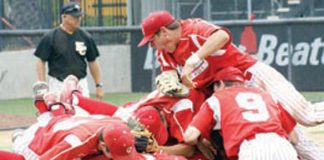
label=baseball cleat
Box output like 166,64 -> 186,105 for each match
32,81 -> 49,97
59,75 -> 80,104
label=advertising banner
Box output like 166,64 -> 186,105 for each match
131,21 -> 324,92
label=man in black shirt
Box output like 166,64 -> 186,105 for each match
34,2 -> 104,100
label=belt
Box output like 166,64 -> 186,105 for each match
56,77 -> 65,82
54,75 -> 84,82
245,132 -> 284,141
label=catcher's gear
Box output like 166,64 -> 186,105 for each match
155,70 -> 189,97
127,118 -> 160,153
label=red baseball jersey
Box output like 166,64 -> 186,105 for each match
73,89 -> 205,143
190,86 -> 288,158
156,18 -> 257,89
136,90 -> 206,142
27,115 -> 123,160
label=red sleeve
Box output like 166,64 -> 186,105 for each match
190,103 -> 215,138
194,19 -> 232,48
278,102 -> 296,133
156,50 -> 177,71
169,108 -> 194,142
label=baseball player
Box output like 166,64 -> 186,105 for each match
34,2 -> 104,99
184,67 -> 298,159
12,105 -> 187,160
138,10 -> 324,159
58,75 -> 219,160
138,10 -> 324,126
12,114 -> 145,160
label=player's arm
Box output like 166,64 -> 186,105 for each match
88,60 -> 104,100
185,29 -> 230,68
182,29 -> 230,88
169,99 -> 194,142
159,143 -> 195,157
195,30 -> 230,59
184,102 -> 215,145
36,58 -> 46,81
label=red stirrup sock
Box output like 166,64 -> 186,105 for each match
73,92 -> 118,115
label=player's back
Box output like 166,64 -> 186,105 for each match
211,85 -> 287,157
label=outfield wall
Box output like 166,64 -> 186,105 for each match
0,45 -> 131,100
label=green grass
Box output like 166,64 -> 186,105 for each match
1,92 -> 324,116
0,92 -> 148,116
300,92 -> 324,102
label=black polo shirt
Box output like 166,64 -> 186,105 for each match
34,27 -> 99,80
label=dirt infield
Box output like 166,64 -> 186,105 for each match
0,114 -> 36,151
0,114 -> 36,129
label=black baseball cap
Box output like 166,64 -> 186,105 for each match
60,2 -> 82,17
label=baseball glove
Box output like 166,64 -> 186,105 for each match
127,118 -> 159,153
155,71 -> 189,97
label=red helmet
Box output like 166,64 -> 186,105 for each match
214,67 -> 245,83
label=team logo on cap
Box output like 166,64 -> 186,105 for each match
126,146 -> 133,154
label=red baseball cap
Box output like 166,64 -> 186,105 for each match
102,121 -> 145,160
214,67 -> 245,83
138,10 -> 175,47
134,106 -> 169,145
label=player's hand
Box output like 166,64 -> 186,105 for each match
96,87 -> 104,100
196,138 -> 217,160
181,63 -> 197,88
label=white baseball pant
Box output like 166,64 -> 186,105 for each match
48,76 -> 90,97
293,126 -> 324,160
239,133 -> 298,160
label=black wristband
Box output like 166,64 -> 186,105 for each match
96,83 -> 103,88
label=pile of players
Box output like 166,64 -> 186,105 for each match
2,10 -> 324,160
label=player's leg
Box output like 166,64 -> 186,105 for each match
238,133 -> 298,160
32,81 -> 49,114
246,62 -> 323,126
78,77 -> 90,97
59,75 -> 117,115
293,126 -> 324,160
72,91 -> 118,115
48,76 -> 64,94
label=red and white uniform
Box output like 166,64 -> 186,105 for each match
72,90 -> 209,160
157,18 -> 324,126
190,85 -> 298,159
157,18 -> 256,90
13,114 -> 121,160
73,89 -> 205,143
134,89 -> 206,143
